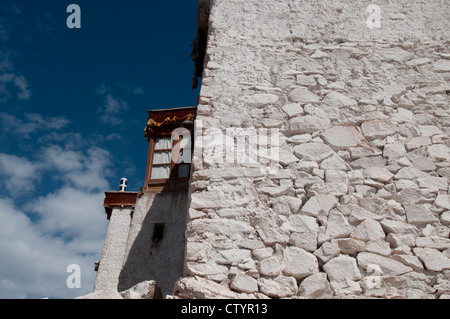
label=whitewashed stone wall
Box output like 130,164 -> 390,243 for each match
118,192 -> 189,296
176,0 -> 450,299
94,207 -> 133,291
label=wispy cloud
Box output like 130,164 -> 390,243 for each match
0,72 -> 32,102
0,48 -> 31,103
0,4 -> 31,104
95,82 -> 143,125
13,74 -> 31,100
0,112 -> 70,138
0,49 -> 13,72
115,81 -> 144,95
95,82 -> 143,96
98,93 -> 129,125
0,4 -> 21,42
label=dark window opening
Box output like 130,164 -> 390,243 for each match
152,223 -> 165,243
177,164 -> 191,178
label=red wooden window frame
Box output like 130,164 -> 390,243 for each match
144,127 -> 192,190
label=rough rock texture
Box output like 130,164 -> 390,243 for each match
76,289 -> 124,299
119,280 -> 162,299
76,281 -> 163,299
172,0 -> 450,299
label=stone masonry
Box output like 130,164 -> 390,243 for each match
172,0 -> 450,299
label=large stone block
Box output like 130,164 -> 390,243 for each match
427,144 -> 449,161
257,256 -> 281,277
321,126 -> 366,151
285,116 -> 331,136
243,93 -> 279,107
351,219 -> 386,242
364,167 -> 394,183
413,248 -> 450,272
298,273 -> 333,299
294,142 -> 335,162
190,189 -> 251,209
258,276 -> 298,298
361,120 -> 397,140
322,91 -> 357,107
289,87 -> 320,104
230,272 -> 259,293
281,247 -> 319,279
403,204 -> 439,228
300,194 -> 338,217
272,196 -> 303,216
357,252 -> 413,276
120,281 -> 162,299
281,214 -> 319,233
323,255 -> 361,282
173,277 -> 239,299
325,210 -> 352,238
257,228 -> 290,245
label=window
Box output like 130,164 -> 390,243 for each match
143,107 -> 196,191
148,133 -> 191,182
152,223 -> 165,243
150,137 -> 173,180
177,164 -> 191,178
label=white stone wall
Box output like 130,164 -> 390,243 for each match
118,192 -> 189,297
177,0 -> 450,298
94,207 -> 132,291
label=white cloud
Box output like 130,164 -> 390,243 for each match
28,188 -> 108,253
0,147 -> 111,298
40,145 -> 84,173
0,153 -> 39,194
0,198 -> 107,298
39,145 -> 112,192
0,133 -> 114,298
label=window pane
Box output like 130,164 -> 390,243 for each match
178,164 -> 190,178
153,151 -> 172,164
151,165 -> 171,179
155,138 -> 172,150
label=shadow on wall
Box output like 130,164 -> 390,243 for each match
117,190 -> 189,297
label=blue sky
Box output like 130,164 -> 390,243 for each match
0,1 -> 200,298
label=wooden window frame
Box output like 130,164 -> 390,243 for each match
144,125 -> 193,191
